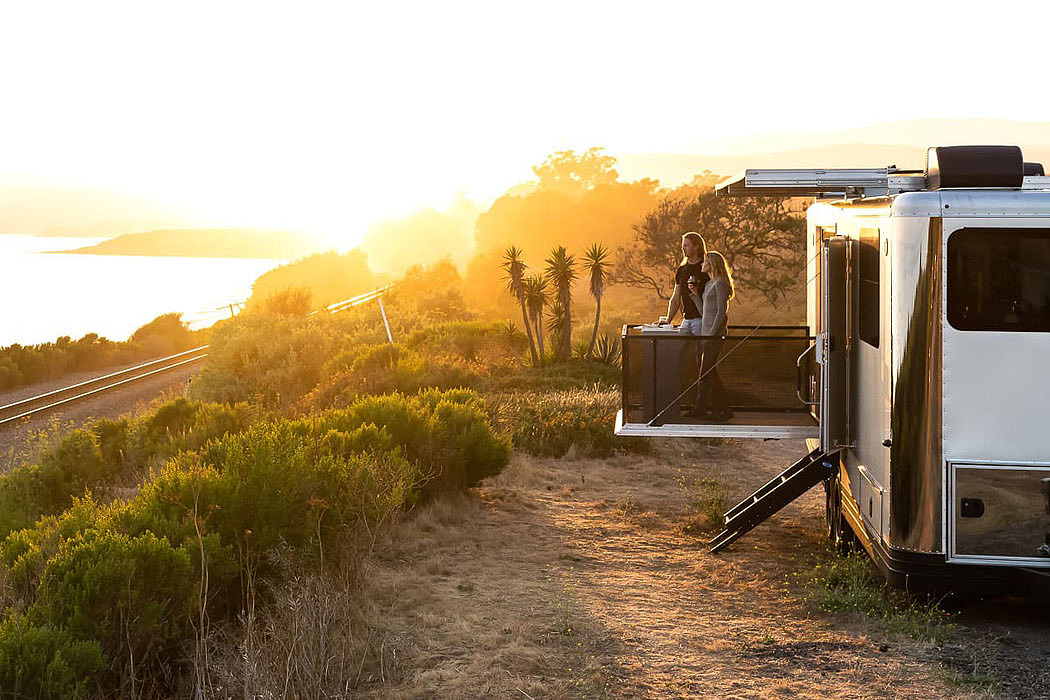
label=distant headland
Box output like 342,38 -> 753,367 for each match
53,228 -> 325,259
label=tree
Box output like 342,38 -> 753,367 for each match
616,190 -> 806,305
532,147 -> 619,198
544,246 -> 578,362
582,243 -> 611,358
501,246 -> 540,365
522,275 -> 550,359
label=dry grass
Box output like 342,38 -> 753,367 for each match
325,439 -> 990,699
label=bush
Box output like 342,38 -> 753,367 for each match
481,359 -> 620,393
304,343 -> 479,410
320,391 -> 510,494
0,617 -> 105,699
490,388 -> 646,458
189,311 -> 366,408
0,399 -> 253,541
30,531 -> 196,683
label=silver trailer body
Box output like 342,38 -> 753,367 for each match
617,146 -> 1050,592
814,190 -> 1050,588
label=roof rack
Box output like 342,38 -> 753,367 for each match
715,168 -> 926,198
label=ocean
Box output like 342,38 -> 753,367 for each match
0,234 -> 281,347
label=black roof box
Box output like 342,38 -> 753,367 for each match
1025,162 -> 1045,177
926,145 -> 1023,189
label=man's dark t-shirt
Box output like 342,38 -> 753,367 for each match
675,263 -> 708,319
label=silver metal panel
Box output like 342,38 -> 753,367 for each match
942,218 -> 1050,464
889,217 -> 943,553
718,169 -> 925,198
949,463 -> 1050,566
615,410 -> 818,440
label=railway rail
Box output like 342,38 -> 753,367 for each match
0,346 -> 210,428
0,283 -> 396,429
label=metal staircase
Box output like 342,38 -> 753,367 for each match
708,448 -> 838,553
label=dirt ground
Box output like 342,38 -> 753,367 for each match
356,438 -> 1050,700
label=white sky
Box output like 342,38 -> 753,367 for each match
1,0 -> 1047,247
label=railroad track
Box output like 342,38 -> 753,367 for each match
0,283 -> 397,429
0,346 -> 209,428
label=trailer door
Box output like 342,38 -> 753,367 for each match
820,236 -> 850,451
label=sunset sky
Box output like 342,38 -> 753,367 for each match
2,1 -> 1046,246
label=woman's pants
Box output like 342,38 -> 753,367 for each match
696,338 -> 730,415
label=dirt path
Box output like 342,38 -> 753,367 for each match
357,439 -> 1023,699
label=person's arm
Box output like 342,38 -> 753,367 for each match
665,283 -> 682,322
709,279 -> 729,334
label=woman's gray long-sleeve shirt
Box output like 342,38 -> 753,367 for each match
699,277 -> 730,336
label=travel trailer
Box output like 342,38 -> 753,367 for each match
616,146 -> 1050,594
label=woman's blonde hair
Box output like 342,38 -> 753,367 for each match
705,251 -> 735,299
680,232 -> 707,265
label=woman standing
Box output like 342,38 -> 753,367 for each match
688,251 -> 735,421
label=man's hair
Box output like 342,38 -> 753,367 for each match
680,231 -> 707,264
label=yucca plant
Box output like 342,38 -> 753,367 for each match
501,247 -> 539,366
582,243 -> 611,358
522,274 -> 550,360
544,246 -> 578,362
592,333 -> 621,366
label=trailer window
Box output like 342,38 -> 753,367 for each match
947,228 -> 1050,332
857,228 -> 880,347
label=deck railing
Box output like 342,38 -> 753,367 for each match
621,324 -> 818,426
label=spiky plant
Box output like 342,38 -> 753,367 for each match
544,246 -> 577,362
522,274 -> 550,359
592,333 -> 621,366
501,246 -> 539,366
582,243 -> 611,358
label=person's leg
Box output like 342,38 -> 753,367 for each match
704,339 -> 733,420
692,338 -> 718,416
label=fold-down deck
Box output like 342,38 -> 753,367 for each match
615,324 -> 819,440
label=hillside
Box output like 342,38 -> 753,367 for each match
56,227 -> 325,259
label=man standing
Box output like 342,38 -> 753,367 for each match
661,231 -> 708,334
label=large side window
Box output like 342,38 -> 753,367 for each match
857,228 -> 880,347
947,228 -> 1050,332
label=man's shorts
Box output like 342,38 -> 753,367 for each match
677,318 -> 702,335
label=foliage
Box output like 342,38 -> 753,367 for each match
0,314 -> 199,391
616,189 -> 806,305
0,399 -> 253,541
522,274 -> 551,358
488,388 -> 646,458
189,311 -> 363,408
250,249 -> 381,309
0,617 -> 105,699
545,246 -> 578,362
481,359 -> 620,393
30,531 -> 196,685
259,287 -> 313,316
805,550 -> 955,644
473,149 -> 659,272
129,311 -> 195,356
582,242 -> 612,357
0,390 -> 502,696
502,246 -> 540,365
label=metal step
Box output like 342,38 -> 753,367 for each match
708,447 -> 837,553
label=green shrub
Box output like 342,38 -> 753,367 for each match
189,311 -> 365,408
305,343 -> 480,410
30,531 -> 195,684
481,359 -> 620,393
0,617 -> 104,699
0,399 -> 253,541
490,388 -> 646,458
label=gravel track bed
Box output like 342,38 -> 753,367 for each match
0,363 -> 201,472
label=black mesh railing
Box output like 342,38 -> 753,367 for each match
621,324 -> 818,425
